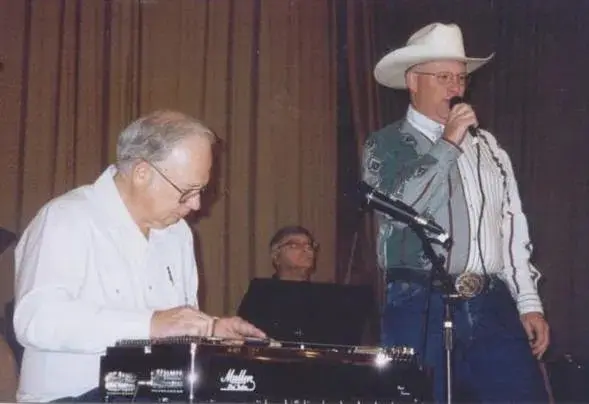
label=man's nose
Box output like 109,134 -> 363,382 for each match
184,194 -> 201,211
447,81 -> 461,93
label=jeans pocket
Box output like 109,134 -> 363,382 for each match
386,281 -> 424,308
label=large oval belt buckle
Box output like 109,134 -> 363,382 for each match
454,272 -> 485,299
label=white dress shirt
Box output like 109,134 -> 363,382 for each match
406,106 -> 543,314
14,165 -> 201,402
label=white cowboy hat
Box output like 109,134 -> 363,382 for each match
374,22 -> 494,89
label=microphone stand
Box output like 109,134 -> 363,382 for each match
358,182 -> 457,402
410,222 -> 458,404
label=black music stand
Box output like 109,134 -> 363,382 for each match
238,278 -> 374,346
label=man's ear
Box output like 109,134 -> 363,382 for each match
405,70 -> 418,94
132,160 -> 153,188
271,250 -> 280,268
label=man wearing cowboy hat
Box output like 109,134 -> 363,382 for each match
362,23 -> 549,402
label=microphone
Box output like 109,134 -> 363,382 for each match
358,182 -> 451,245
449,96 -> 478,138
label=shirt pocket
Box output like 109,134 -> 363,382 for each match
84,252 -> 139,309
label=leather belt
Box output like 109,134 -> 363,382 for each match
385,267 -> 498,299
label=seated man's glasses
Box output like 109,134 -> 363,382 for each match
278,240 -> 319,252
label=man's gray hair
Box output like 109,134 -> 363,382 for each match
116,110 -> 217,173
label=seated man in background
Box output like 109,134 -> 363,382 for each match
238,225 -> 373,345
13,110 -> 265,403
269,225 -> 318,282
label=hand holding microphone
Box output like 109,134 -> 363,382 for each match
443,96 -> 479,145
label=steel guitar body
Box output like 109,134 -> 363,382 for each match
99,337 -> 432,403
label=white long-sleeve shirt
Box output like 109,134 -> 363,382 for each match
406,106 -> 542,314
14,165 -> 201,402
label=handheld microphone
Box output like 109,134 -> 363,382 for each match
449,96 -> 478,138
358,181 -> 451,246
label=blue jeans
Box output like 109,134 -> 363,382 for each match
381,278 -> 548,403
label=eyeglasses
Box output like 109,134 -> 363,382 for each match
413,71 -> 469,86
143,159 -> 205,204
278,241 -> 319,252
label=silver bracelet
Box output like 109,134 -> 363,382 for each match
208,316 -> 219,337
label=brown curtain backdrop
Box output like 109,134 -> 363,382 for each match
0,0 -> 337,317
334,0 -> 384,344
341,0 -> 381,287
339,0 -> 589,359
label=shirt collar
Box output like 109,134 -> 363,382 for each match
406,105 -> 445,143
93,165 -> 180,241
91,164 -> 169,244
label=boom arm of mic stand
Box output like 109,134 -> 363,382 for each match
364,195 -> 452,248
